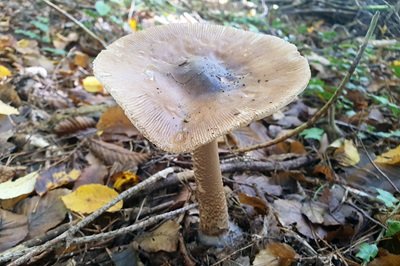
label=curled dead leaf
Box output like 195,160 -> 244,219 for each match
112,171 -> 140,192
375,145 -> 400,166
87,138 -> 150,167
53,116 -> 96,135
330,139 -> 360,167
238,193 -> 268,215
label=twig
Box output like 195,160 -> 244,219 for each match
42,0 -> 107,48
4,167 -> 177,266
236,12 -> 380,153
69,204 -> 197,245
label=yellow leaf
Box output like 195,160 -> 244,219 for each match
332,139 -> 360,167
113,171 -> 139,192
128,18 -> 137,31
393,60 -> 400,67
61,184 -> 122,214
0,172 -> 38,200
0,65 -> 11,78
375,145 -> 400,165
0,100 -> 19,115
82,76 -> 104,93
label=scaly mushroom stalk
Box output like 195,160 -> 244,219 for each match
193,140 -> 228,236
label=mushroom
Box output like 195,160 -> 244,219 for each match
93,23 -> 310,239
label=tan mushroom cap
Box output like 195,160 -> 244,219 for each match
94,23 -> 310,153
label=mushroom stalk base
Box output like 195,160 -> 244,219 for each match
193,140 -> 229,236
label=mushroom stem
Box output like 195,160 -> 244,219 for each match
193,139 -> 229,236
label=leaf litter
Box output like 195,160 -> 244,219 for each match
0,0 -> 399,265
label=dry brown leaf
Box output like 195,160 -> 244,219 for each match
15,189 -> 69,238
0,82 -> 21,106
53,116 -> 96,135
273,199 -> 327,239
230,122 -> 271,159
73,157 -> 108,189
375,145 -> 400,166
61,184 -> 122,214
253,242 -> 297,266
35,166 -> 81,196
88,138 -> 150,167
0,209 -> 28,252
313,164 -> 335,182
301,201 -> 326,224
289,140 -> 307,154
238,193 -> 268,215
73,51 -> 89,68
233,174 -> 282,198
368,250 -> 400,266
135,220 -> 180,253
96,105 -> 139,137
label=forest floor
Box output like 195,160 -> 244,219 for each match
0,0 -> 400,265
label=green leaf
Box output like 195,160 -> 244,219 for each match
392,65 -> 400,78
31,20 -> 49,32
376,188 -> 399,208
95,1 -> 111,16
300,128 -> 324,140
356,243 -> 378,263
41,47 -> 66,56
385,219 -> 400,237
14,29 -> 41,40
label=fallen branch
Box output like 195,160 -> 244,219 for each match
236,12 -> 380,153
2,167 -> 177,266
69,204 -> 197,245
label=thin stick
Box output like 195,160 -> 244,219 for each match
69,204 -> 197,245
4,167 -> 176,266
42,0 -> 107,48
236,12 -> 380,153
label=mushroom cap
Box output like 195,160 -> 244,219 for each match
94,23 -> 310,153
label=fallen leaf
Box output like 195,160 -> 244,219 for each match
0,171 -> 38,200
73,51 -> 89,68
253,242 -> 297,266
0,100 -> 18,115
375,145 -> 400,166
88,138 -> 149,167
273,199 -> 327,239
0,65 -> 11,78
135,220 -> 180,253
301,201 -> 326,224
61,184 -> 122,214
331,139 -> 360,167
369,250 -> 400,266
35,166 -> 81,196
313,164 -> 335,182
112,171 -> 139,192
0,209 -> 28,252
233,174 -> 282,198
15,189 -> 69,238
96,105 -> 139,137
53,116 -> 96,135
128,18 -> 138,31
73,157 -> 108,189
82,76 -> 104,94
238,193 -> 268,215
